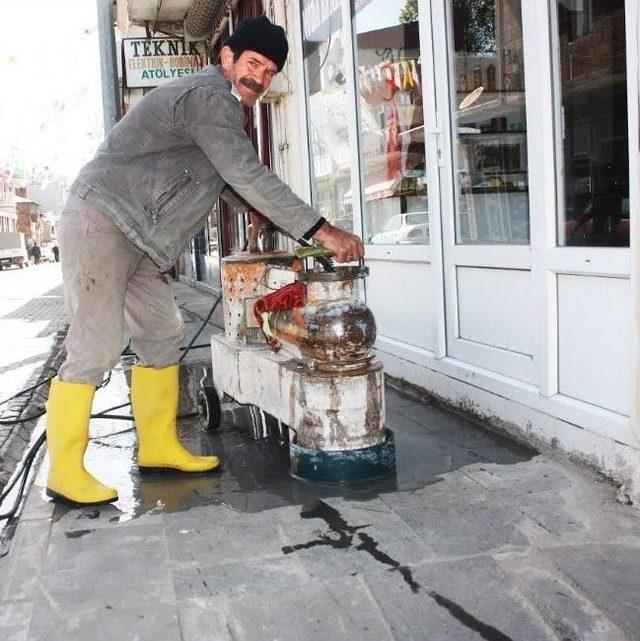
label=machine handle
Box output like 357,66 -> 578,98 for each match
296,239 -> 335,272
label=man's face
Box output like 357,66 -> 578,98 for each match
220,47 -> 278,106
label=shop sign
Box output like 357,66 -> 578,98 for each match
123,38 -> 206,88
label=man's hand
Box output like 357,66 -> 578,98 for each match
313,223 -> 365,263
248,210 -> 268,252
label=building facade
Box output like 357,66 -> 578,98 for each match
0,170 -> 17,234
14,188 -> 40,245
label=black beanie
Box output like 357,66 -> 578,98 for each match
223,16 -> 288,72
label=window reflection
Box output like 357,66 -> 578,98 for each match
301,0 -> 353,232
354,0 -> 428,245
556,0 -> 629,247
453,0 -> 530,245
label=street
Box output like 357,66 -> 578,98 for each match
0,261 -> 65,412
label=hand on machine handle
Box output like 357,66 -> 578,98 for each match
312,223 -> 365,263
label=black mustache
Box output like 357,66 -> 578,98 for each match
239,77 -> 265,93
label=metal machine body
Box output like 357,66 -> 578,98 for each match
210,251 -> 395,483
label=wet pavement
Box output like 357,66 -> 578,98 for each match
1,281 -> 639,640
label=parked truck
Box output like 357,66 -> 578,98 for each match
0,231 -> 28,269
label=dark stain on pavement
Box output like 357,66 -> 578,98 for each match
427,591 -> 515,641
282,499 -> 419,592
284,500 -> 514,641
355,531 -> 421,593
65,528 -> 94,539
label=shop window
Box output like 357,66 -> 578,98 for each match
353,0 -> 428,245
453,0 -> 530,245
301,0 -> 353,232
555,0 -> 629,247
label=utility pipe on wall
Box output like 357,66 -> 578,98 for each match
96,0 -> 122,134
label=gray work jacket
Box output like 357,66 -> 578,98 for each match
69,65 -> 322,271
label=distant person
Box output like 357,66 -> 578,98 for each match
52,244 -> 59,262
32,244 -> 41,265
45,16 -> 364,507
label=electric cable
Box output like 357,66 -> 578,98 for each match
0,431 -> 46,520
178,291 -> 222,363
0,372 -> 58,408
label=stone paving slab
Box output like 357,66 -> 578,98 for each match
542,543 -> 640,637
396,495 -> 533,557
0,599 -> 34,641
378,469 -> 490,509
280,497 -> 433,581
173,554 -> 312,602
498,551 -> 630,641
26,573 -> 181,641
164,503 -> 299,567
364,555 -> 557,641
0,518 -> 51,602
221,576 -> 394,641
43,522 -> 170,586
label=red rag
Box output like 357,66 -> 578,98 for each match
253,281 -> 307,351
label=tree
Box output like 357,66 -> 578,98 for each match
399,0 -> 496,53
399,0 -> 418,24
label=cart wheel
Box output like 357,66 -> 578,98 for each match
197,385 -> 221,432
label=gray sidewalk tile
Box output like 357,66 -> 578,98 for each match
43,522 -> 169,587
0,519 -> 51,601
223,575 -> 394,641
463,457 -> 575,495
542,543 -> 640,637
164,504 -> 300,566
26,573 -> 181,641
379,469 -> 489,510
498,552 -> 629,641
173,554 -> 312,601
504,491 -> 587,537
0,599 -> 34,641
364,555 -> 557,641
177,598 -> 232,641
396,495 -> 531,557
280,497 -> 433,581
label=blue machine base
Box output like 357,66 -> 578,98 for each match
289,429 -> 396,484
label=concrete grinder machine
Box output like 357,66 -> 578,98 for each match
198,247 -> 396,484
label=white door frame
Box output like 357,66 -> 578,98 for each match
626,0 -> 640,444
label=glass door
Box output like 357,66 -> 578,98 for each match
432,0 -> 536,382
350,0 -> 445,357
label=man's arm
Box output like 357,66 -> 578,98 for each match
178,88 -> 363,262
220,185 -> 250,212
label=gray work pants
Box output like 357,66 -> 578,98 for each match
57,194 -> 185,386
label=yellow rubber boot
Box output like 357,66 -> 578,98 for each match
131,364 -> 220,473
45,379 -> 118,506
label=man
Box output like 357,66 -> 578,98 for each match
46,16 -> 364,506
